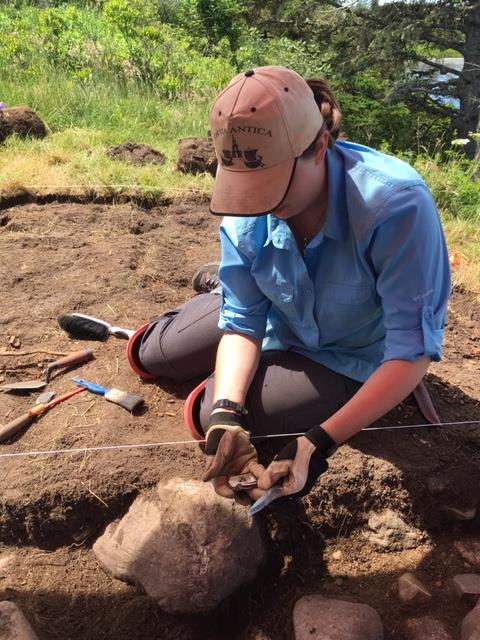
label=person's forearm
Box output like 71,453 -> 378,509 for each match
212,332 -> 262,407
320,357 -> 431,444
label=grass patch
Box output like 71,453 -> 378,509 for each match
1,72 -> 479,295
0,71 -> 215,201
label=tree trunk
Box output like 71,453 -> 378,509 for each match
454,2 -> 480,160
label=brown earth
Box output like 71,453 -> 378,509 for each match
1,107 -> 47,140
0,198 -> 479,640
106,143 -> 166,166
177,138 -> 217,176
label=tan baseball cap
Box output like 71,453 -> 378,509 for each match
209,66 -> 323,216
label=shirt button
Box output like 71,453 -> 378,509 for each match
423,310 -> 432,320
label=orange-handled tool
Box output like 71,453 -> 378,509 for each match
45,349 -> 94,382
0,387 -> 86,443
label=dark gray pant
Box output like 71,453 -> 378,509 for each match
138,293 -> 362,436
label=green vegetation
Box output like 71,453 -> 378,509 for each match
0,1 -> 478,290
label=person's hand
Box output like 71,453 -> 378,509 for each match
202,411 -> 265,505
257,426 -> 338,500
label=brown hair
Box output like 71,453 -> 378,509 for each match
301,78 -> 342,156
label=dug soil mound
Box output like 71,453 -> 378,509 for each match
106,142 -> 166,166
1,107 -> 47,140
0,197 -> 479,639
177,137 -> 217,176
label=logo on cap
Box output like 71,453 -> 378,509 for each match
221,135 -> 264,169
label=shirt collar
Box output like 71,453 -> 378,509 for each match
265,144 -> 348,248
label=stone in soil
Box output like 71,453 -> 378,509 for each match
364,509 -> 426,551
93,478 -> 265,614
177,137 -> 217,176
404,616 -> 453,639
398,572 -> 432,605
462,604 -> 480,640
453,574 -> 480,604
456,539 -> 480,570
0,601 -> 39,639
292,595 -> 383,640
0,555 -> 14,576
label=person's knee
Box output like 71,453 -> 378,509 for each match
132,319 -> 191,382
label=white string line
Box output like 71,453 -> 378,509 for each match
2,185 -> 209,191
0,419 -> 479,460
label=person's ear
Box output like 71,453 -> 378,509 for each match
314,129 -> 329,165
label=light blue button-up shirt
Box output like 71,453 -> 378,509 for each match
217,141 -> 451,383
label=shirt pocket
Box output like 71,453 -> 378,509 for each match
316,282 -> 380,343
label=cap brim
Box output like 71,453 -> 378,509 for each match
209,158 -> 297,216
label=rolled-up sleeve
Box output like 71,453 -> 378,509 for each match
369,184 -> 451,363
218,222 -> 270,339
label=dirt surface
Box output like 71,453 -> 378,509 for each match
106,143 -> 166,166
0,198 -> 479,639
177,138 -> 217,176
1,107 -> 47,140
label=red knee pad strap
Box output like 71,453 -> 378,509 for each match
184,377 -> 209,441
126,323 -> 156,380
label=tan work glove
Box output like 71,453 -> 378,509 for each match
202,411 -> 265,505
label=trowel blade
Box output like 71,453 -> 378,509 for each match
0,380 -> 48,392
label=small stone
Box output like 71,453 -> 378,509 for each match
293,595 -> 383,640
7,336 -> 21,349
462,604 -> 480,640
440,506 -> 477,521
0,601 -> 39,639
0,555 -> 14,576
404,615 -> 453,640
332,550 -> 343,560
453,574 -> 480,604
93,478 -> 265,614
364,510 -> 425,551
455,540 -> 480,570
398,572 -> 432,605
427,476 -> 447,495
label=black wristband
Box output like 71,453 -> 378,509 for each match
211,399 -> 248,416
304,425 -> 338,458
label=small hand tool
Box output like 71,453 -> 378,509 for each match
249,485 -> 284,516
0,349 -> 94,393
72,377 -> 144,412
58,313 -> 134,340
0,387 -> 86,443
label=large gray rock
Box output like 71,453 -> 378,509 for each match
293,595 -> 383,640
0,602 -> 38,640
364,510 -> 425,551
93,478 -> 265,614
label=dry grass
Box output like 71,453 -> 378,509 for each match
0,129 -> 213,204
